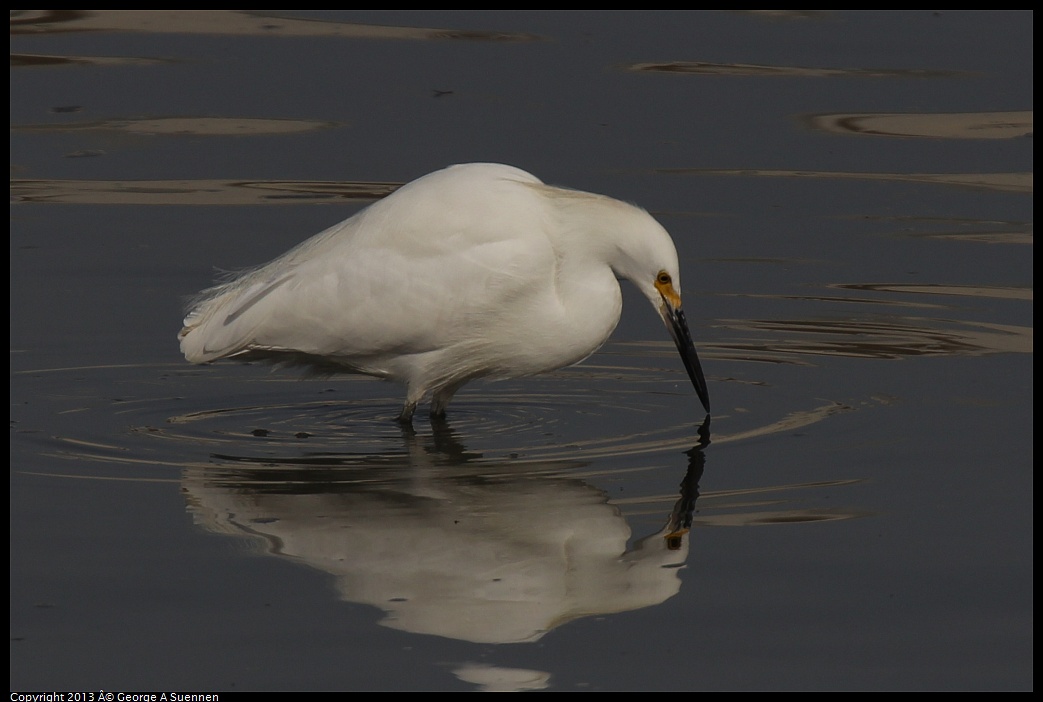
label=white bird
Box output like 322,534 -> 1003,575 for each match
179,163 -> 710,423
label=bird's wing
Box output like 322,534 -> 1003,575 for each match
179,228 -> 556,367
180,163 -> 557,367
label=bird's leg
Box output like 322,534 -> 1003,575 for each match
397,400 -> 417,425
430,381 -> 464,418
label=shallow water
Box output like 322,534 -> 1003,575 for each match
10,11 -> 1032,691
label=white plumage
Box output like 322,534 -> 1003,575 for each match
179,163 -> 709,422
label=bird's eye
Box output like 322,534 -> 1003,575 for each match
657,272 -> 672,285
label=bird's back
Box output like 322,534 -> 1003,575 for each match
179,164 -> 561,376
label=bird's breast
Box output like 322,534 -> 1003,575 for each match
493,265 -> 623,376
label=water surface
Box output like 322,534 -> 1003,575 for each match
10,10 -> 1032,691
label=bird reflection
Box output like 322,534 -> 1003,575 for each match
662,417 -> 709,550
184,417 -> 710,644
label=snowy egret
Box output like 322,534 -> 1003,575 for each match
179,163 -> 710,423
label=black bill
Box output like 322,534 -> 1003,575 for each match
662,302 -> 711,414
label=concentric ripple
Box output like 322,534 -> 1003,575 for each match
12,354 -> 708,477
10,342 -> 855,483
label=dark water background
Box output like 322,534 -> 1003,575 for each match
10,11 -> 1032,691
